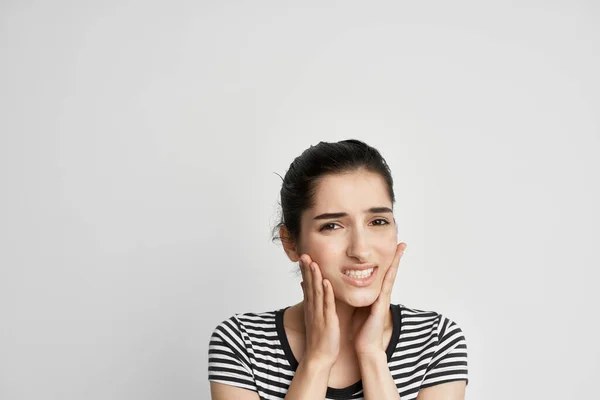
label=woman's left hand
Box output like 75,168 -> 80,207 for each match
352,242 -> 407,357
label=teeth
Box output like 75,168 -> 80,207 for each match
344,267 -> 374,279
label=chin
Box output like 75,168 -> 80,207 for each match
343,290 -> 379,308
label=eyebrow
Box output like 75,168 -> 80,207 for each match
313,207 -> 393,220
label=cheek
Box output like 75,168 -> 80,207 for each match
302,240 -> 341,273
377,237 -> 400,267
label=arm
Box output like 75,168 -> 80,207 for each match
210,382 -> 260,400
358,351 -> 401,400
417,315 -> 468,399
281,255 -> 341,399
357,345 -> 467,400
211,358 -> 333,400
208,317 -> 260,399
416,381 -> 466,400
284,358 -> 333,399
354,243 -> 407,399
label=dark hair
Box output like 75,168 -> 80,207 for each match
271,139 -> 395,246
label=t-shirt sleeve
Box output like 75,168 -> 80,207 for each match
421,314 -> 469,389
208,315 -> 257,392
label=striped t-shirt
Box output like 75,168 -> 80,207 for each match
208,303 -> 468,399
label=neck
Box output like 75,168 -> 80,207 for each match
291,298 -> 392,345
334,299 -> 365,342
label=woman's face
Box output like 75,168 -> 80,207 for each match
296,169 -> 398,308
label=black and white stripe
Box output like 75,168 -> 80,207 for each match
208,304 -> 468,399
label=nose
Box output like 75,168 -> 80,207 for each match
345,227 -> 371,263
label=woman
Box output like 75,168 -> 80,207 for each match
208,140 -> 468,399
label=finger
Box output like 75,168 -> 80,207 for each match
299,255 -> 313,304
393,242 -> 407,267
311,262 -> 324,320
299,256 -> 305,281
303,257 -> 314,306
323,278 -> 337,321
299,257 -> 306,292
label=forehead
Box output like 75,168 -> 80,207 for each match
309,170 -> 391,213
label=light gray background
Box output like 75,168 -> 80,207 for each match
1,1 -> 599,399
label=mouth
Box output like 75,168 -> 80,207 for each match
340,266 -> 378,287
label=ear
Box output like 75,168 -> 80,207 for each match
280,225 -> 300,262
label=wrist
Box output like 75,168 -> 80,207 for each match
357,349 -> 387,365
285,356 -> 334,400
301,355 -> 335,373
357,350 -> 399,399
354,339 -> 386,357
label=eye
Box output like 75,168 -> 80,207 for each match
371,218 -> 390,226
319,222 -> 341,231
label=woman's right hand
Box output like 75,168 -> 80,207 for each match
299,255 -> 340,368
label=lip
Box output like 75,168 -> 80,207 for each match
340,266 -> 378,287
341,264 -> 378,272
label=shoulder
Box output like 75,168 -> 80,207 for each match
394,303 -> 469,356
208,310 -> 280,392
208,309 -> 281,371
210,309 -> 280,341
394,304 -> 469,387
396,303 -> 467,338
